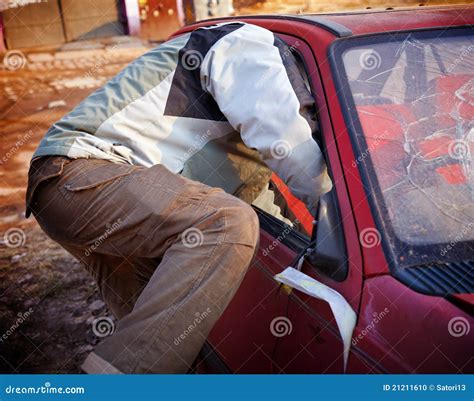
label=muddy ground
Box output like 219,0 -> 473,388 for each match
0,36 -> 151,373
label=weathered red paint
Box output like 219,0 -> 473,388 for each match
175,6 -> 474,373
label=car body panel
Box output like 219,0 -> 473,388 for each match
357,276 -> 474,373
172,6 -> 474,373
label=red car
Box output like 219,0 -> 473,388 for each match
174,5 -> 474,373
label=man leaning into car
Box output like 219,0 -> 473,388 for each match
26,22 -> 332,373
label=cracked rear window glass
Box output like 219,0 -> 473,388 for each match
341,29 -> 473,267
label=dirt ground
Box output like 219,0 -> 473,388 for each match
0,0 -> 468,373
0,36 -> 152,373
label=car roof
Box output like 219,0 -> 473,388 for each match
308,5 -> 474,36
185,5 -> 474,38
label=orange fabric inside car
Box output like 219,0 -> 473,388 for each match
433,74 -> 473,127
356,104 -> 415,190
356,91 -> 471,187
418,75 -> 473,183
270,173 -> 313,235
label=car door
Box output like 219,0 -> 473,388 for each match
197,28 -> 365,374
264,34 -> 365,373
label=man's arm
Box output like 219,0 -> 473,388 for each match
200,23 -> 333,215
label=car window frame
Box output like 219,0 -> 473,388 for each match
253,32 -> 355,283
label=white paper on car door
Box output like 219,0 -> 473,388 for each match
274,267 -> 356,372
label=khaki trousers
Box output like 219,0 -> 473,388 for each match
27,157 -> 259,373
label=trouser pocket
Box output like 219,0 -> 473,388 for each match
32,159 -> 138,248
62,162 -> 135,192
26,156 -> 71,218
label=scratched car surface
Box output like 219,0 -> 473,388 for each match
173,5 -> 474,373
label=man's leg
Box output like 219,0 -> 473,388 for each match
32,158 -> 259,373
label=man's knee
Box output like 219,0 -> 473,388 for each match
207,191 -> 259,249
